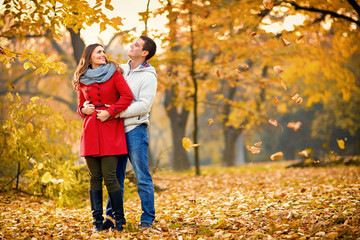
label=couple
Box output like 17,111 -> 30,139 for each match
72,36 -> 157,232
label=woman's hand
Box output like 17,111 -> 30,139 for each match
82,101 -> 95,115
96,110 -> 111,122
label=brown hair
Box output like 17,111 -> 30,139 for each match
140,36 -> 157,60
72,43 -> 122,90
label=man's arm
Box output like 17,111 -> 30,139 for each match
116,73 -> 157,118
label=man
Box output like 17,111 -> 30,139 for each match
103,36 -> 157,229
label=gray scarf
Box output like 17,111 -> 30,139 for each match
80,63 -> 116,85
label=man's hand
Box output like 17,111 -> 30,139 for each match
96,110 -> 111,122
82,101 -> 95,115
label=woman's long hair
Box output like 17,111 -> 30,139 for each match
72,43 -> 122,90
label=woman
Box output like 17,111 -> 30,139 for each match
73,44 -> 133,232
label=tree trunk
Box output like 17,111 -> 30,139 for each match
163,0 -> 191,172
165,87 -> 191,171
67,28 -> 85,65
189,6 -> 200,175
170,115 -> 191,171
223,127 -> 243,166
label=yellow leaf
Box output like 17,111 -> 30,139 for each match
41,172 -> 52,184
35,67 -> 43,75
37,163 -> 44,170
30,96 -> 39,102
42,66 -> 49,75
24,62 -> 34,70
208,118 -> 214,126
273,97 -> 279,105
26,122 -> 34,133
0,55 -> 6,61
100,22 -> 107,32
270,151 -> 283,161
105,4 -> 114,11
336,139 -> 345,149
182,137 -> 192,152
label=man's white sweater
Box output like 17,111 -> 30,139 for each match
118,60 -> 157,133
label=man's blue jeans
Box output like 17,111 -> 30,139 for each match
105,124 -> 155,224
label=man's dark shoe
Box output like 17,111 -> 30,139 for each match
102,217 -> 115,230
140,222 -> 153,229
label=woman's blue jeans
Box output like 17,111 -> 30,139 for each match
105,124 -> 155,224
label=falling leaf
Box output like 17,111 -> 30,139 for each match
287,121 -> 302,131
270,151 -> 283,160
263,0 -> 273,10
273,65 -> 283,74
254,141 -> 262,147
298,150 -> 308,158
268,119 -> 278,127
182,137 -> 200,151
280,80 -> 287,90
296,35 -> 304,42
296,97 -> 303,104
336,139 -> 345,149
273,97 -> 280,105
280,37 -> 290,47
208,118 -> 214,126
216,69 -> 220,77
182,137 -> 192,152
41,172 -> 53,184
289,93 -> 300,103
241,64 -> 249,71
250,31 -> 257,37
246,145 -> 261,154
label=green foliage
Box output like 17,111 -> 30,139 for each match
0,93 -> 88,207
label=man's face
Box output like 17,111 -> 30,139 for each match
128,38 -> 148,59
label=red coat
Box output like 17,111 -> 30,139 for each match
77,70 -> 133,157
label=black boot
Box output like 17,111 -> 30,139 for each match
108,190 -> 125,231
89,190 -> 104,231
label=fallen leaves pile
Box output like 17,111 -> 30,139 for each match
1,162 -> 359,239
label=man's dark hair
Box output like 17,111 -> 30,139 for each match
140,36 -> 157,60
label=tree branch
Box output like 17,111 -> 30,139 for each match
347,0 -> 360,16
0,90 -> 77,111
284,0 -> 360,27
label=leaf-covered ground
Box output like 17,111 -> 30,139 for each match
1,162 -> 359,239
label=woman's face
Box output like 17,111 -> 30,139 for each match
90,46 -> 107,69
